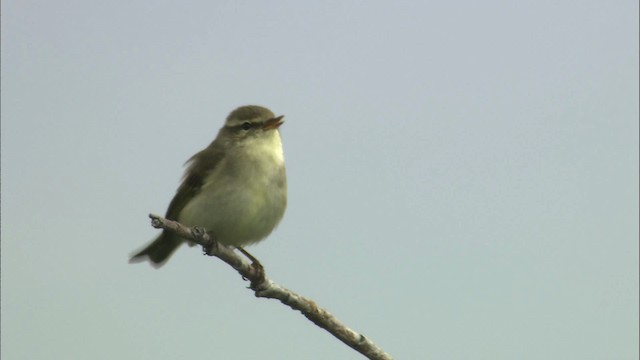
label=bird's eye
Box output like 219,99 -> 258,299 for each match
241,122 -> 252,131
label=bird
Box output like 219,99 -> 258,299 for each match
130,105 -> 287,267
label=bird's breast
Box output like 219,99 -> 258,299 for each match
178,134 -> 287,247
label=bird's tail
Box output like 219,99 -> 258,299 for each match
129,232 -> 182,268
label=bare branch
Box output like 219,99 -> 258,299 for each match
148,214 -> 393,360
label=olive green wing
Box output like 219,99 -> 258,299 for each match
165,146 -> 226,221
128,146 -> 226,267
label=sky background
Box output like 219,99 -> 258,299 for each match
2,1 -> 638,359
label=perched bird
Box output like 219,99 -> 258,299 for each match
130,105 -> 287,267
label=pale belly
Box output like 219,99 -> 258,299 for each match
178,168 -> 287,247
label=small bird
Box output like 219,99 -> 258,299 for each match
130,105 -> 287,267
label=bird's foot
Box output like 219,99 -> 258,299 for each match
237,247 -> 266,288
193,226 -> 216,256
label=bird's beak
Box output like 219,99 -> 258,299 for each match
263,115 -> 284,130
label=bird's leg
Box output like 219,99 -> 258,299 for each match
237,247 -> 265,286
237,246 -> 263,270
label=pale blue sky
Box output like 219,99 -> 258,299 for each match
2,1 -> 638,359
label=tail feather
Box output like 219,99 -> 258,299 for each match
130,232 -> 182,267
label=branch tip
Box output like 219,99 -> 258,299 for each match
149,214 -> 163,228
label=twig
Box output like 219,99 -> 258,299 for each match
148,214 -> 393,360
